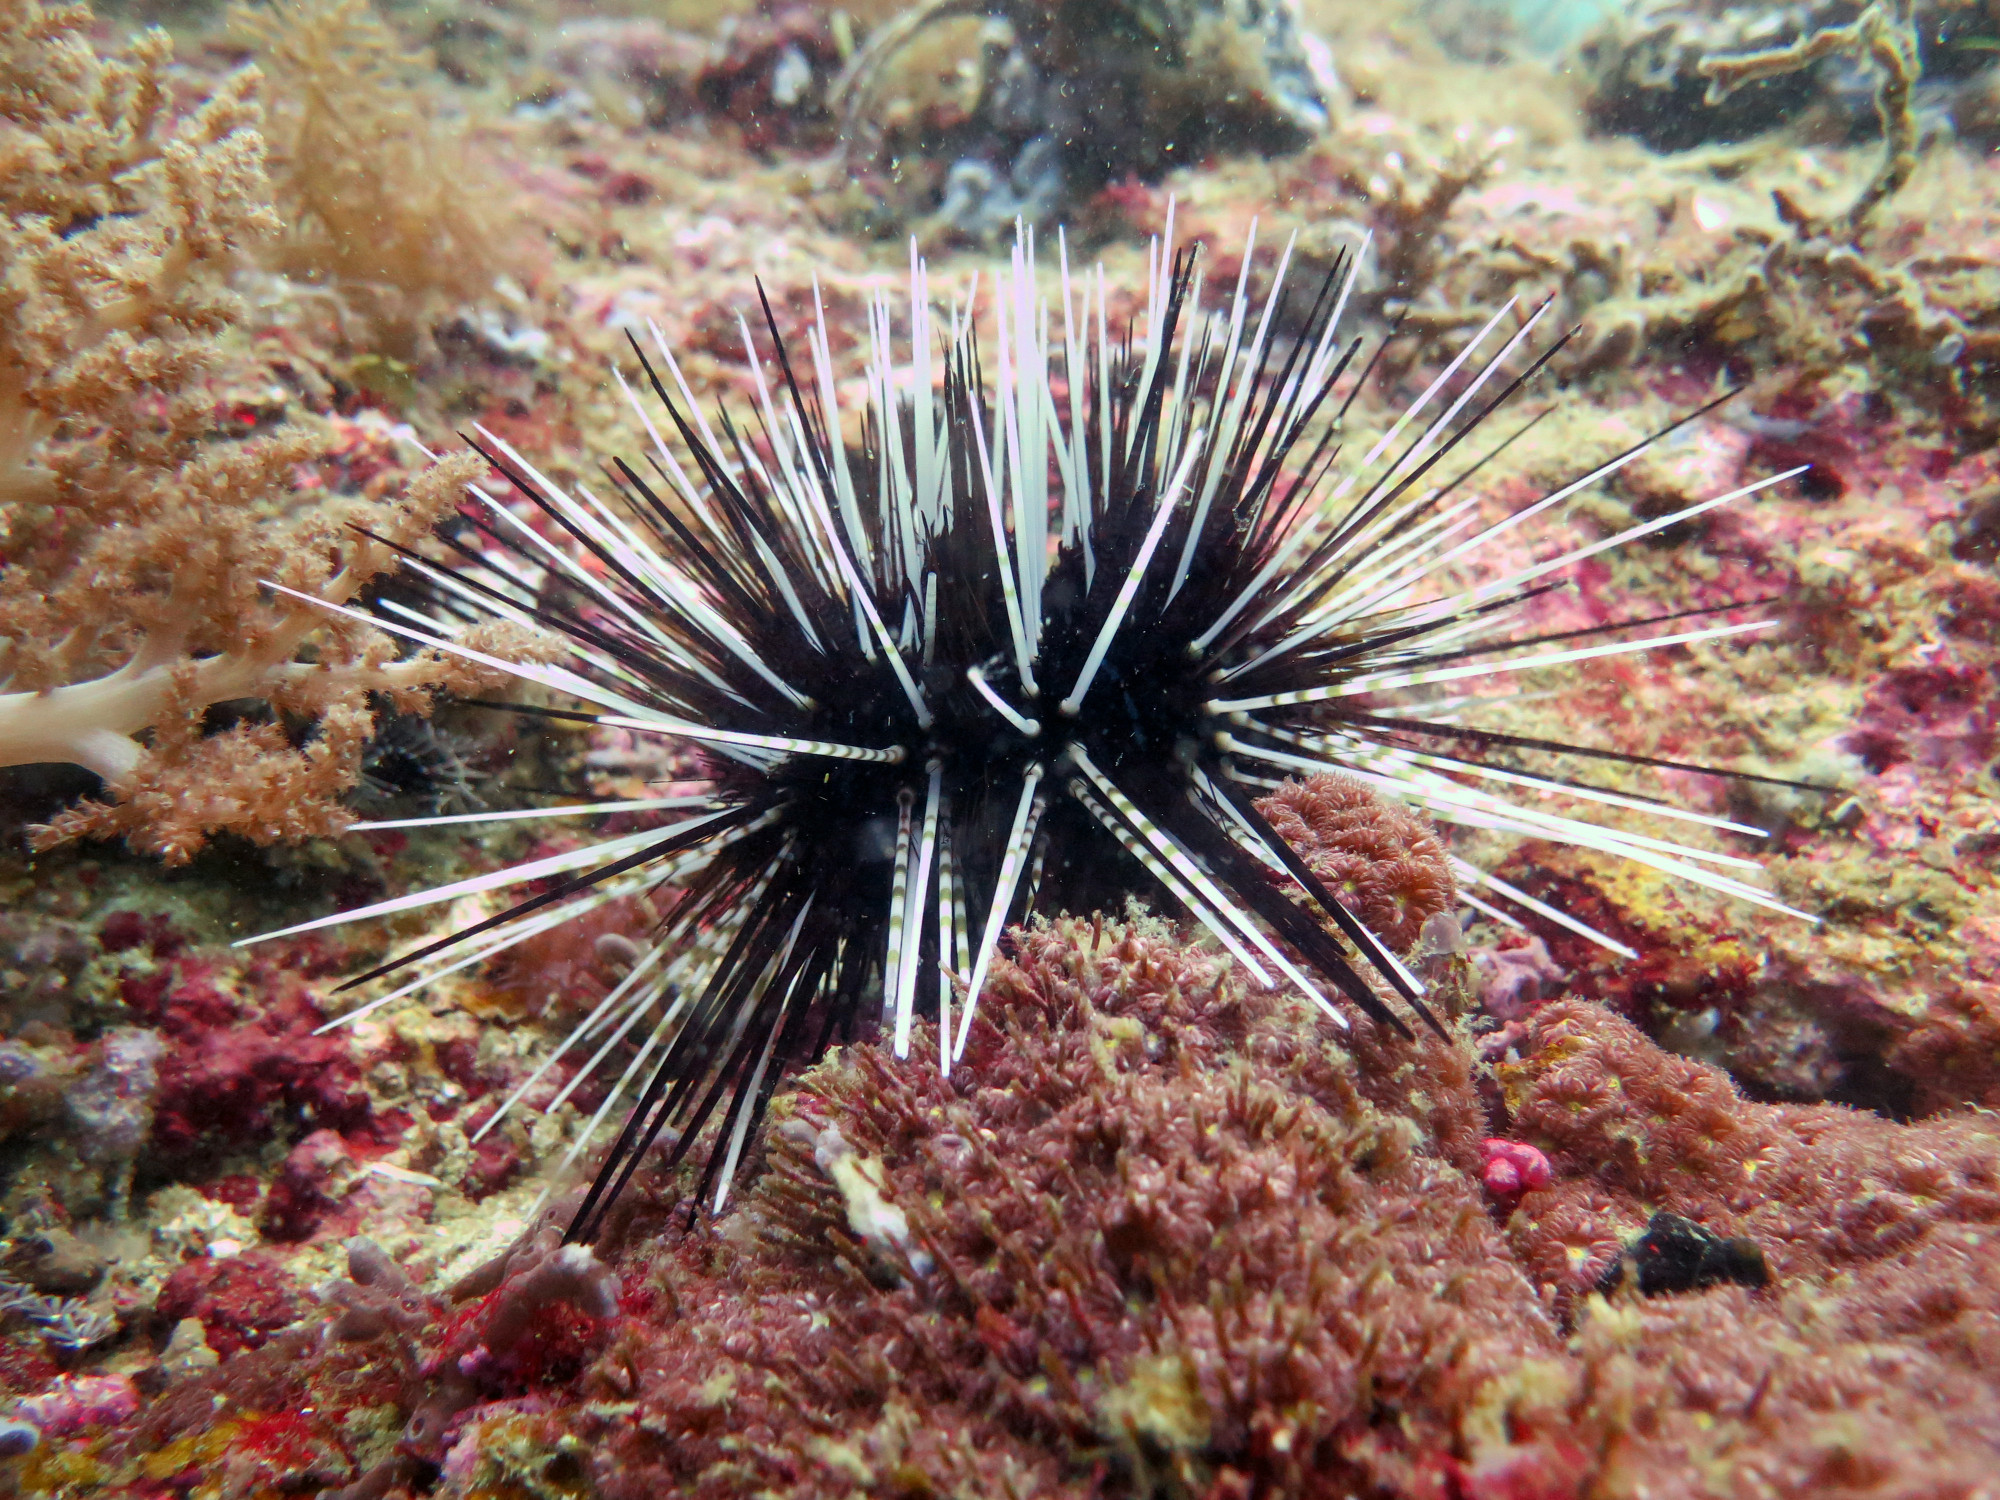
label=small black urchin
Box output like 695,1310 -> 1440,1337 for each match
251,215 -> 1818,1242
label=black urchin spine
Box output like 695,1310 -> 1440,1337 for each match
246,212 -> 1820,1240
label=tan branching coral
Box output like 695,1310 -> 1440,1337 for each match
0,2 -> 529,861
231,0 -> 514,352
1697,0 -> 1922,233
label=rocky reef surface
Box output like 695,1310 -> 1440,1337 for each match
1,0 -> 1998,1495
6,917 -> 1998,1496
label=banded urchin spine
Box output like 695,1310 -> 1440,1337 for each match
246,211 -> 1816,1241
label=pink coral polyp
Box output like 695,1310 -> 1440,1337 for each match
1481,1138 -> 1554,1207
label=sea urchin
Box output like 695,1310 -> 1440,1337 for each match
246,210 -> 1815,1241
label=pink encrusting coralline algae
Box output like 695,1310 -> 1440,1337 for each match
10,1374 -> 139,1437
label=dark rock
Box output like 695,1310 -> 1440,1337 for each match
1599,1210 -> 1772,1297
2,1229 -> 106,1297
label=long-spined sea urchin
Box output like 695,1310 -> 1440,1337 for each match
244,211 -> 1819,1242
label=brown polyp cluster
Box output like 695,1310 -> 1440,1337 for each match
1885,977 -> 2000,1115
1256,771 -> 1456,952
559,930 -> 1994,1499
1492,998 -> 2000,1494
569,916 -> 1551,1500
549,933 -> 2000,1499
1503,998 -> 2000,1296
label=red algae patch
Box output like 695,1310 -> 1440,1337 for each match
151,1253 -> 309,1358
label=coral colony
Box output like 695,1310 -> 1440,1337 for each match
244,211 -> 1817,1237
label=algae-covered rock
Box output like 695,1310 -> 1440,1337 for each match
836,0 -> 1341,238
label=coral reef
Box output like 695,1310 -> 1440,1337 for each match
697,2 -> 847,152
151,1252 -> 308,1357
0,1221 -> 616,1496
1575,0 -> 2000,152
1139,6 -> 2000,432
1694,0 -> 1921,231
315,1225 -> 620,1497
574,936 -> 2000,1498
1257,772 -> 1457,951
1486,400 -> 2000,1111
122,944 -> 377,1178
0,0 -> 1998,1494
1501,998 -> 2000,1288
0,834 -> 1996,1496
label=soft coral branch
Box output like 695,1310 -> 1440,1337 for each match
1,457 -> 465,778
0,1 -> 532,860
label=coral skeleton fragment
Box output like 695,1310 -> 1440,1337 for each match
240,212 -> 1817,1240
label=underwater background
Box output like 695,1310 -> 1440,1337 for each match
1,0 -> 1999,1494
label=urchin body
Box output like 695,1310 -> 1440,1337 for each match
250,215 -> 1815,1238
